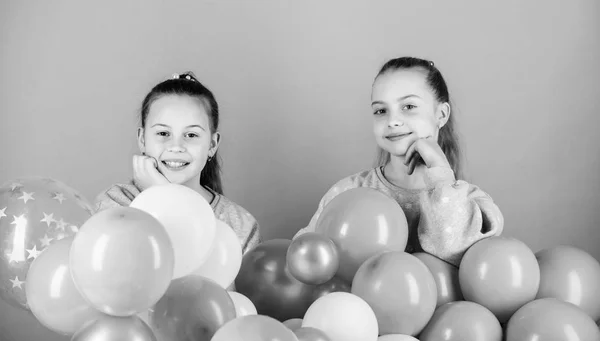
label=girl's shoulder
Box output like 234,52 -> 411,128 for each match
211,192 -> 258,227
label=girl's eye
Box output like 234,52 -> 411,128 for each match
403,104 -> 417,111
373,108 -> 386,115
156,131 -> 169,137
186,132 -> 199,138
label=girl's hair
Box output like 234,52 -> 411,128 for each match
140,72 -> 223,194
374,57 -> 463,179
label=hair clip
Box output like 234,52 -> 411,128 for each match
171,73 -> 197,82
429,61 -> 435,67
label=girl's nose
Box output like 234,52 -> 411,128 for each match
167,138 -> 186,152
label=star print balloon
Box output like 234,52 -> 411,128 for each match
0,177 -> 93,311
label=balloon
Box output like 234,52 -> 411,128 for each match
419,301 -> 502,341
506,298 -> 600,341
234,239 -> 314,321
0,177 -> 92,310
459,236 -> 539,323
315,188 -> 408,283
413,252 -> 463,307
130,184 -> 216,279
352,251 -> 437,336
378,336 -> 419,341
294,327 -> 331,341
211,315 -> 299,341
535,245 -> 600,321
70,207 -> 174,316
303,292 -> 379,341
193,220 -> 242,288
287,232 -> 339,285
149,275 -> 236,341
228,291 -> 258,317
71,315 -> 156,341
25,237 -> 103,335
312,276 -> 351,301
283,318 -> 304,331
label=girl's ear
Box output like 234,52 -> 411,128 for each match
137,127 -> 146,154
209,132 -> 221,157
436,102 -> 451,129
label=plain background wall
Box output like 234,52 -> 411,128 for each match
1,0 -> 599,339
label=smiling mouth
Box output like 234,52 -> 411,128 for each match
386,132 -> 412,141
162,160 -> 190,170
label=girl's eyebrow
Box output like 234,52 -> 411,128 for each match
371,94 -> 421,106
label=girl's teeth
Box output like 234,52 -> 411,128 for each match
165,161 -> 186,167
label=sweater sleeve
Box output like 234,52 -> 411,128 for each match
418,167 -> 504,266
94,184 -> 140,213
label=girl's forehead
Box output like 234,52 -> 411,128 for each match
372,69 -> 431,100
147,95 -> 210,127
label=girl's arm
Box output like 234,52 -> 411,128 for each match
418,167 -> 504,266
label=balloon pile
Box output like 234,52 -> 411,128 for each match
2,180 -> 600,341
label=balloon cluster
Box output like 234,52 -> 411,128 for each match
2,180 -> 600,341
236,188 -> 600,341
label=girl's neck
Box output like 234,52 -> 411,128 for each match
185,178 -> 215,204
383,155 -> 429,190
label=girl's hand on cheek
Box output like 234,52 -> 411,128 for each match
133,154 -> 170,191
404,136 -> 451,175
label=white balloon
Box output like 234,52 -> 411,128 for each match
228,291 -> 258,317
303,292 -> 378,341
130,184 -> 216,279
194,220 -> 242,288
378,335 -> 419,341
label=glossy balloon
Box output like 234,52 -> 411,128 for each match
312,276 -> 351,301
413,252 -> 463,307
235,239 -> 314,321
194,220 -> 242,288
302,292 -> 379,341
315,188 -> 408,282
419,301 -> 502,341
459,236 -> 540,323
0,177 -> 92,310
71,315 -> 156,341
287,232 -> 339,285
149,275 -> 236,341
70,207 -> 174,316
283,318 -> 304,331
506,298 -> 600,341
130,184 -> 216,279
378,336 -> 419,341
26,237 -> 104,335
535,245 -> 600,321
352,251 -> 437,336
294,327 -> 332,341
211,315 -> 299,341
228,291 -> 258,317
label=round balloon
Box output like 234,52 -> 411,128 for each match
70,207 -> 174,316
352,251 -> 437,336
294,327 -> 331,341
303,292 -> 379,341
413,252 -> 463,307
26,237 -> 104,335
287,232 -> 339,285
535,245 -> 600,321
149,275 -> 236,341
378,336 -> 419,341
459,236 -> 540,323
506,298 -> 600,341
211,315 -> 299,341
312,276 -> 351,301
194,220 -> 242,288
283,318 -> 304,331
71,315 -> 156,341
315,188 -> 408,283
228,291 -> 258,317
130,184 -> 216,279
0,177 -> 92,310
419,301 -> 502,341
234,239 -> 314,321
